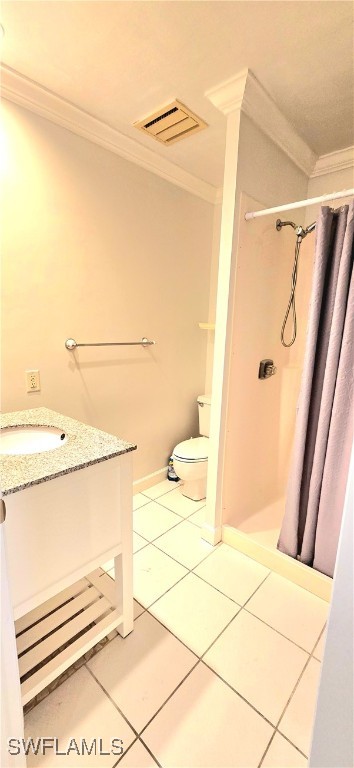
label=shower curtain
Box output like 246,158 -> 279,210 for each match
278,201 -> 354,578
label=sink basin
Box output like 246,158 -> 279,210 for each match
0,426 -> 67,455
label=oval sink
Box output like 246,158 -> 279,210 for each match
0,426 -> 67,455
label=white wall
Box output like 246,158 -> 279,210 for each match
0,100 -> 214,480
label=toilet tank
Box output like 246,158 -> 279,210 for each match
197,395 -> 211,437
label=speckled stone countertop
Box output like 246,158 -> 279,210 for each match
0,408 -> 137,496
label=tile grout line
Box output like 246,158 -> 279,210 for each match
155,496 -> 206,518
88,634 -> 308,768
149,507 -> 206,538
137,538 -> 231,615
242,605 -> 325,656
257,730 -> 278,768
274,730 -> 308,759
199,654 -> 309,761
144,575 -> 204,616
85,664 -> 140,739
111,735 -> 139,768
199,658 -> 275,728
134,594 -> 227,661
133,496 -> 206,547
138,736 -> 162,767
137,570 -> 191,617
133,500 -> 154,512
27,576 -> 315,767
133,533 -> 215,579
133,485 -> 185,513
151,536 -> 218,571
86,599 -> 202,757
198,569 -> 272,659
134,529 -> 323,658
113,735 -> 162,767
133,595 -> 286,740
311,623 -> 326,662
138,516 -> 188,547
132,602 -> 282,738
140,481 -> 181,498
134,526 -> 327,658
257,721 -> 308,768
96,559 -> 322,763
84,611 -> 207,760
138,659 -> 201,739
125,503 -> 326,761
133,595 -> 284,743
268,627 -> 326,760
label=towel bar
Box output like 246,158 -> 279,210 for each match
65,338 -> 155,350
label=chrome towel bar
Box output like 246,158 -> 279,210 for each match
65,337 -> 155,351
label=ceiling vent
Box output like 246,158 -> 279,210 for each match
134,100 -> 207,145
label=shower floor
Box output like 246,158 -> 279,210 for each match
237,497 -> 285,549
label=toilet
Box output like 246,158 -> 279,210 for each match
172,395 -> 211,501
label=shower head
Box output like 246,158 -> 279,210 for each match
276,218 -> 316,240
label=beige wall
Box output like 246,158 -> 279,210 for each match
204,202 -> 222,395
222,114 -> 309,527
0,101 -> 214,480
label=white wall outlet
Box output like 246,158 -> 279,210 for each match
26,370 -> 40,393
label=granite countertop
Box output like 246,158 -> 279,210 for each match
0,408 -> 137,496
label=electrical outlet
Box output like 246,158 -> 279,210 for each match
26,370 -> 40,393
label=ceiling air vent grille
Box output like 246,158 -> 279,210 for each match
134,100 -> 207,145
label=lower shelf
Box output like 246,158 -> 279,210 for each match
16,569 -> 123,705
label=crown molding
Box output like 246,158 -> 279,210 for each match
206,69 -> 317,178
0,65 -> 219,205
311,146 -> 354,178
205,69 -> 248,115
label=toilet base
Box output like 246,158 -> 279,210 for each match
180,477 -> 206,502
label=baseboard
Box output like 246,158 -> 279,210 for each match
201,523 -> 222,546
133,467 -> 168,494
222,524 -> 332,602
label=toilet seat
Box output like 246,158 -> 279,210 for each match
173,436 -> 208,463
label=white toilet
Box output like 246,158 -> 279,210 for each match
172,395 -> 211,501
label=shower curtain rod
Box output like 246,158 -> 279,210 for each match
244,188 -> 354,221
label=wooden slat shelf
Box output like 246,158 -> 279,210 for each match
15,569 -> 123,705
15,578 -> 89,636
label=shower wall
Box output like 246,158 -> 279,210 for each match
222,193 -> 313,536
221,112 -> 311,536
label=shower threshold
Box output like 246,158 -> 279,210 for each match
236,497 -> 285,549
222,498 -> 332,602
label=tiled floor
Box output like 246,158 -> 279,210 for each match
24,480 -> 328,767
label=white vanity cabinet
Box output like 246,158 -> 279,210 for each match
1,408 -> 135,709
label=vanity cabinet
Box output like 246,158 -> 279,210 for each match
1,408 -> 136,708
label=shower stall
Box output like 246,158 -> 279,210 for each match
222,194 -> 315,542
207,188 -> 353,601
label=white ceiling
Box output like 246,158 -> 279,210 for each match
1,1 -> 353,187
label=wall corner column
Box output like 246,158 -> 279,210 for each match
202,71 -> 248,544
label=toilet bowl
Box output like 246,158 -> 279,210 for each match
173,436 -> 209,501
172,396 -> 211,501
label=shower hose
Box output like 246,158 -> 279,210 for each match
281,236 -> 302,347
